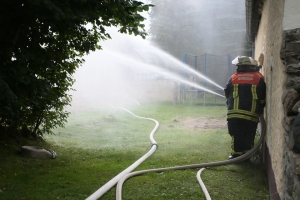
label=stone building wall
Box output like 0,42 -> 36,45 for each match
281,28 -> 300,199
254,0 -> 300,199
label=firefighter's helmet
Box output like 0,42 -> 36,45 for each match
232,56 -> 257,66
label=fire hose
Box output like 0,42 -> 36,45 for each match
86,106 -> 266,200
116,115 -> 265,200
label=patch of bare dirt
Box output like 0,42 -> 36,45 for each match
171,117 -> 227,129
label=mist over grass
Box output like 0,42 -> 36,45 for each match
46,102 -> 268,199
0,102 -> 269,199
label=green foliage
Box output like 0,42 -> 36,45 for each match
0,0 -> 153,137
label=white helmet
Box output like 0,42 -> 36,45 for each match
232,56 -> 258,66
249,57 -> 258,65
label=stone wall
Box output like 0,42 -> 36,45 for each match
281,28 -> 300,199
255,0 -> 300,199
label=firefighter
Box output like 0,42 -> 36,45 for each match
224,56 -> 266,159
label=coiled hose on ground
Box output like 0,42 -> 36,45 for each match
116,115 -> 265,200
86,106 -> 266,200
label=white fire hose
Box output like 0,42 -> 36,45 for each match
86,105 -> 266,200
86,106 -> 159,200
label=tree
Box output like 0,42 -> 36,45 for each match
0,0 -> 152,137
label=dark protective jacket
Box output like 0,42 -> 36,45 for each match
224,70 -> 266,122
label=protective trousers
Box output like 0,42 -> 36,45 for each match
227,118 -> 258,155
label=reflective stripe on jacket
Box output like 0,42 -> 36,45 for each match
224,72 -> 266,122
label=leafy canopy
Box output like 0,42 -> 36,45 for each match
0,0 -> 152,137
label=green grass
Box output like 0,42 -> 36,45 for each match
0,102 -> 269,200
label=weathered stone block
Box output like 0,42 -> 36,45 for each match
284,28 -> 300,43
292,100 -> 300,112
283,119 -> 295,133
283,89 -> 300,115
286,64 -> 300,75
286,76 -> 300,93
286,43 -> 300,53
293,153 -> 300,175
284,116 -> 296,129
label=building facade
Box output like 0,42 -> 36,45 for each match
246,0 -> 300,199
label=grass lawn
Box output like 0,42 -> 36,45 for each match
0,101 -> 269,200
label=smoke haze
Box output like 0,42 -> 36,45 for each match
70,1 -> 248,111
